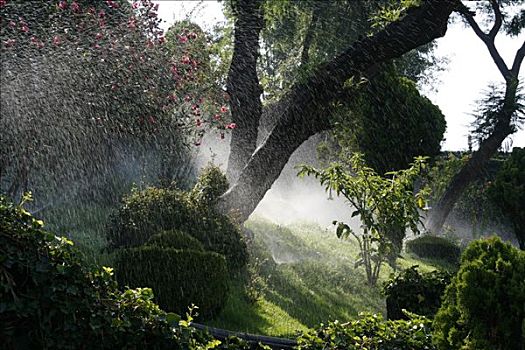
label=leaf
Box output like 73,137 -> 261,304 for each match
165,312 -> 181,326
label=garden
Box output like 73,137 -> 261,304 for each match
1,1 -> 524,349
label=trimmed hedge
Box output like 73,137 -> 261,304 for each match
383,266 -> 452,320
406,235 -> 460,263
147,230 -> 204,251
296,313 -> 435,350
106,173 -> 247,270
114,246 -> 229,318
433,237 -> 525,350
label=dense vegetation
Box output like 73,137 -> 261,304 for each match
2,0 -> 524,349
106,165 -> 248,271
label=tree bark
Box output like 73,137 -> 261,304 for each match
218,0 -> 458,222
225,0 -> 264,184
426,1 -> 525,234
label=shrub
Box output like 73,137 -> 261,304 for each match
106,184 -> 247,270
433,237 -> 525,350
114,246 -> 229,318
296,313 -> 435,350
0,194 -> 268,349
147,230 -> 204,251
191,164 -> 229,205
383,266 -> 452,320
406,235 -> 460,263
0,194 -> 175,349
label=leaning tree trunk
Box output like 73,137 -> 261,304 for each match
426,1 -> 525,234
218,0 -> 458,222
225,0 -> 264,184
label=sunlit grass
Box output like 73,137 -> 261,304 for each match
39,205 -> 452,337
209,217 -> 449,336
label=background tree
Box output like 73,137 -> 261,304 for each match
426,0 -> 525,234
331,65 -> 446,175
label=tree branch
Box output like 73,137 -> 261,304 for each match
488,0 -> 503,40
226,0 -> 264,183
218,0 -> 458,221
458,2 -> 511,80
511,40 -> 525,77
300,6 -> 321,65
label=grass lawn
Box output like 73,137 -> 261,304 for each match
208,217 -> 451,337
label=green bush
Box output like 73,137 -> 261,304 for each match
0,194 -> 176,349
406,235 -> 460,263
0,194 -> 261,349
296,313 -> 435,350
191,164 -> 229,205
383,266 -> 452,320
147,230 -> 204,251
433,237 -> 525,350
114,246 -> 229,318
106,183 -> 247,270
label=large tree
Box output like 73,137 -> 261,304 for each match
217,0 -> 459,222
425,0 -> 524,234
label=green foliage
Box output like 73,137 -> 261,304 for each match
147,230 -> 205,251
470,84 -> 524,147
424,153 -> 508,236
191,165 -> 230,205
383,266 -> 452,320
106,169 -> 247,270
488,147 -> 525,249
296,313 -> 435,350
333,68 -> 446,175
298,153 -> 429,285
406,235 -> 461,263
433,237 -> 525,350
114,246 -> 229,318
0,194 -> 180,349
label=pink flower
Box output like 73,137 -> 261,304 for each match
3,38 -> 16,47
58,1 -> 67,10
98,10 -> 105,18
95,32 -> 103,40
184,95 -> 191,102
71,1 -> 80,12
148,116 -> 156,124
158,36 -> 165,44
178,35 -> 188,44
188,32 -> 197,40
0,0 -> 6,8
53,35 -> 61,45
181,55 -> 190,65
196,119 -> 202,127
8,21 -> 16,28
213,114 -> 221,121
170,65 -> 178,74
21,25 -> 29,33
132,1 -> 140,9
220,106 -> 228,113
106,0 -> 119,9
127,18 -> 136,29
226,123 -> 237,130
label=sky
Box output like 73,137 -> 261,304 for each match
154,1 -> 525,151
